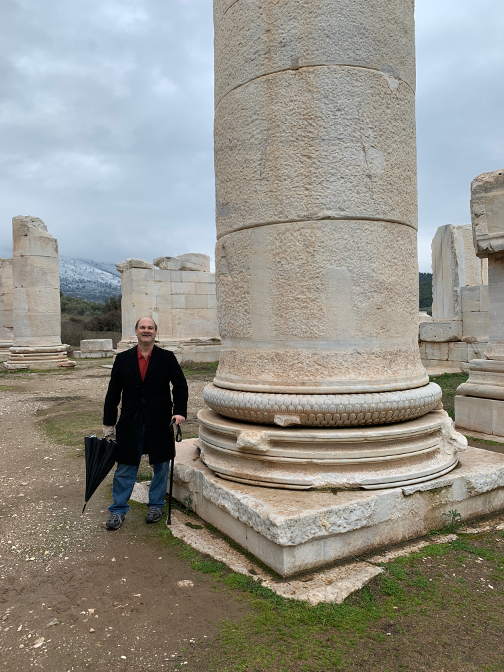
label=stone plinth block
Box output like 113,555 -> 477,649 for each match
74,338 -> 114,359
455,395 -> 504,438
471,168 -> 504,257
198,408 -> 463,490
173,440 -> 504,576
4,345 -> 75,370
457,359 -> 504,401
419,320 -> 462,343
80,339 -> 113,352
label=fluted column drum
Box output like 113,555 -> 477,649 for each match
200,0 -> 465,488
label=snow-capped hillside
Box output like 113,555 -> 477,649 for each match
59,256 -> 121,302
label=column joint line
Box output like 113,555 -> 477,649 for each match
216,216 -> 415,240
215,63 -> 415,109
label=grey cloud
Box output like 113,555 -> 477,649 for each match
0,0 -> 503,276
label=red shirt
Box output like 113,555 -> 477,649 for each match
137,346 -> 152,381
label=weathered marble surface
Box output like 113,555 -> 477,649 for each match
74,338 -> 114,359
116,254 -> 220,361
205,0 -> 463,491
4,216 -> 74,370
212,0 -> 425,399
471,169 -> 504,256
0,258 -> 13,361
174,439 -> 504,576
203,382 -> 442,427
455,169 -> 504,435
431,224 -> 487,322
198,408 -> 464,489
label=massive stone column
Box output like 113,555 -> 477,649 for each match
0,258 -> 14,361
456,169 -> 504,437
199,0 -> 464,488
4,216 -> 75,370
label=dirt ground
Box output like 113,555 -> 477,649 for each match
0,361 -> 244,672
4,363 -> 504,672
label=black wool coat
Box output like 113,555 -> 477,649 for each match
103,345 -> 188,466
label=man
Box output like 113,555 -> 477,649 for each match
103,317 -> 188,530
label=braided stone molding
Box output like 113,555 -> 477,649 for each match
203,382 -> 442,427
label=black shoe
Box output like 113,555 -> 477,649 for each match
106,513 -> 125,530
145,508 -> 164,524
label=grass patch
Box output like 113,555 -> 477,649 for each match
155,525 -> 504,671
37,396 -> 102,449
182,361 -> 219,377
430,372 -> 468,419
466,435 -> 504,447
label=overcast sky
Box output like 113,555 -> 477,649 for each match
0,0 -> 502,272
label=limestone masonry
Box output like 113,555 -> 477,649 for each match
419,223 -> 489,370
0,258 -> 13,361
456,169 -> 504,437
199,0 -> 463,492
73,339 -> 114,359
4,216 -> 74,370
166,0 -> 504,577
116,254 -> 220,363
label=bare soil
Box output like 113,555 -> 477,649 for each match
0,361 -> 244,671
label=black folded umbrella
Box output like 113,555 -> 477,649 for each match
166,421 -> 183,526
82,435 -> 117,513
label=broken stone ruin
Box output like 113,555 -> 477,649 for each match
3,216 -> 75,370
0,257 -> 13,361
115,253 -> 220,363
171,0 -> 504,577
456,169 -> 504,438
419,223 -> 489,371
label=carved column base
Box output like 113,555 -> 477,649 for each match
198,408 -> 465,490
4,345 -> 76,370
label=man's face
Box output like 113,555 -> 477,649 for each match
135,319 -> 157,346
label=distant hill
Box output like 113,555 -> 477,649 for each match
419,272 -> 433,312
59,258 -> 433,310
59,256 -> 121,302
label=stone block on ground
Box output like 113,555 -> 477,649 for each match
80,339 -> 113,352
420,320 -> 462,342
173,440 -> 504,577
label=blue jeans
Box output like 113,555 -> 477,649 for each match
108,425 -> 170,517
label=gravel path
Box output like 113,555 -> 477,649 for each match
0,363 -> 243,671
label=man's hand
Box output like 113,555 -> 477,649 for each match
103,425 -> 115,438
171,415 -> 186,426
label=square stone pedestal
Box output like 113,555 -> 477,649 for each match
173,440 -> 504,577
455,395 -> 504,438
